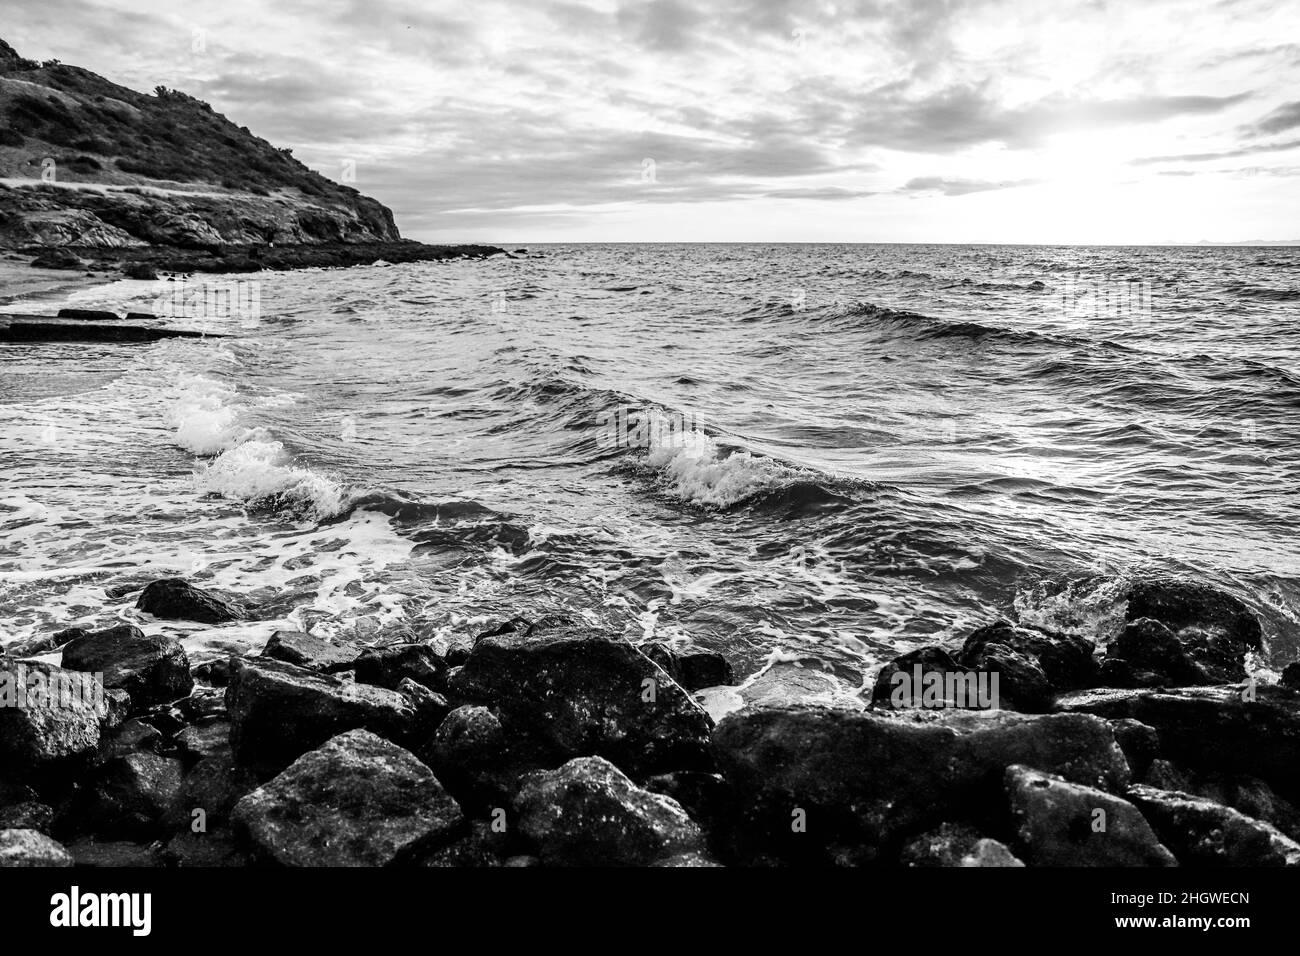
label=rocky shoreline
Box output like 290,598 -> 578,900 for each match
2,574 -> 1299,867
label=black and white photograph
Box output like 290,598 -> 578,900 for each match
0,0 -> 1296,932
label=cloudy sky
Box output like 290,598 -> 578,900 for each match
6,0 -> 1299,242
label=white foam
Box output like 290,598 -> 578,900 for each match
196,439 -> 347,519
643,412 -> 792,507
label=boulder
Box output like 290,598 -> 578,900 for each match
1005,765 -> 1177,866
513,756 -> 706,866
225,657 -> 420,771
136,578 -> 243,624
1054,685 -> 1300,796
232,730 -> 466,866
872,621 -> 1095,713
161,831 -> 250,867
63,837 -> 160,867
447,623 -> 713,776
167,755 -> 259,830
711,705 -> 1130,862
1136,765 -> 1300,843
57,307 -> 120,321
353,643 -> 443,691
61,624 -> 193,709
652,851 -> 724,867
85,751 -> 186,838
0,829 -> 73,867
260,630 -> 359,672
0,800 -> 53,833
899,823 -> 1024,867
1282,662 -> 1300,691
0,658 -> 108,778
641,642 -> 734,691
421,705 -> 547,810
1126,784 -> 1300,866
1108,718 -> 1160,779
1100,578 -> 1263,687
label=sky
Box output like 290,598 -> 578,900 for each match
4,0 -> 1299,243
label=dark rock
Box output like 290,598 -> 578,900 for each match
899,823 -> 1024,867
872,621 -> 1095,713
86,751 -> 186,837
1139,761 -> 1300,842
429,631 -> 475,666
0,658 -> 108,778
167,755 -> 259,829
642,642 -> 734,691
353,643 -> 443,691
136,578 -> 243,624
122,263 -> 158,280
99,717 -> 162,760
161,830 -> 250,867
0,801 -> 53,833
260,630 -> 359,672
174,721 -> 231,762
1006,765 -> 1176,866
1109,718 -> 1160,779
1100,578 -> 1263,688
652,851 -> 724,867
711,705 -> 1130,863
0,829 -> 73,866
225,657 -> 420,771
448,623 -> 713,776
175,686 -> 226,723
56,307 -> 120,321
644,771 -> 732,834
1282,662 -> 1300,691
396,678 -> 450,738
418,820 -> 509,867
232,729 -> 466,866
1054,684 -> 1300,797
64,837 -> 160,867
61,624 -> 193,709
1126,784 -> 1300,866
422,705 -> 547,810
191,658 -> 233,686
514,756 -> 706,866
29,249 -> 82,270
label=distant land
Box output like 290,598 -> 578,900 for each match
0,37 -> 501,278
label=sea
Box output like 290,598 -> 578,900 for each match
2,243 -> 1298,702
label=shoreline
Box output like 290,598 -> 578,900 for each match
2,572 -> 1299,867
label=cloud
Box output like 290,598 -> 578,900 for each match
901,176 -> 1038,196
1245,101 -> 1300,136
1131,138 -> 1300,163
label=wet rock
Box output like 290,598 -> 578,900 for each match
900,823 -> 1024,867
260,630 -> 359,672
1101,578 -> 1263,687
167,755 -> 259,829
1126,784 -> 1300,866
174,721 -> 231,762
161,830 -> 249,867
872,621 -> 1095,713
1109,718 -> 1160,779
514,756 -> 706,866
353,643 -> 443,691
429,631 -> 475,667
396,678 -> 450,738
1282,662 -> 1300,691
99,717 -> 163,760
29,249 -> 82,270
86,751 -> 186,837
64,837 -> 160,867
57,307 -> 120,321
0,829 -> 73,866
175,687 -> 227,724
418,821 -> 509,867
61,624 -> 193,709
652,851 -> 724,867
422,705 -> 547,810
448,623 -> 713,776
642,642 -> 734,691
1054,685 -> 1300,796
0,658 -> 108,778
233,729 -> 466,866
712,705 -> 1129,863
136,577 -> 243,624
644,771 -> 732,834
1140,761 -> 1300,842
0,801 -> 53,833
1005,765 -> 1176,866
225,657 -> 420,771
191,658 -> 234,686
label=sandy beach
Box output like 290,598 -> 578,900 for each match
0,254 -> 110,308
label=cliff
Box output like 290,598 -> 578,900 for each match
0,37 -> 402,251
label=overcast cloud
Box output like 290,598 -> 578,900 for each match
5,0 -> 1298,242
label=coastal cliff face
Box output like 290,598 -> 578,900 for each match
0,37 -> 400,250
